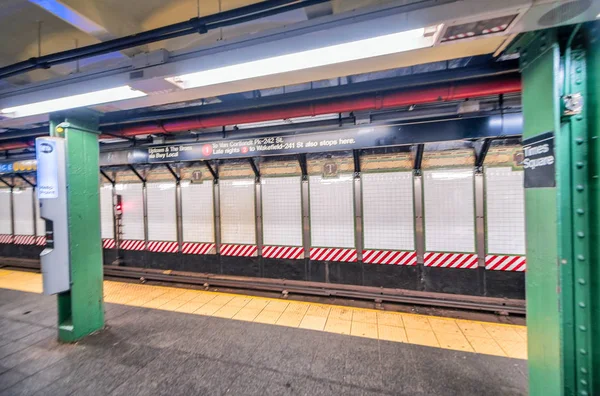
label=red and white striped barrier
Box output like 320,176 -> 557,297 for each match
424,252 -> 478,269
102,239 -> 116,249
13,235 -> 36,245
363,250 -> 417,265
220,244 -> 257,257
485,255 -> 526,272
310,248 -> 357,262
262,246 -> 304,260
182,242 -> 215,255
119,239 -> 146,251
147,241 -> 179,253
0,234 -> 13,244
36,236 -> 46,246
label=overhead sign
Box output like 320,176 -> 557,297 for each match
522,132 -> 555,188
36,138 -> 61,199
147,129 -> 378,162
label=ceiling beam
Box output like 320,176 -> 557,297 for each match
28,0 -> 145,57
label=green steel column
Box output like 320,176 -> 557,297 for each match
50,112 -> 104,342
585,23 -> 599,395
519,30 -> 563,396
518,23 -> 599,395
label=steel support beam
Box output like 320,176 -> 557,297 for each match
517,23 -> 599,395
298,154 -> 308,180
204,161 -> 218,180
0,176 -> 13,188
413,174 -> 424,264
49,112 -> 104,342
249,158 -> 260,181
164,163 -> 180,181
474,138 -> 492,170
413,144 -> 424,175
100,169 -> 115,185
128,164 -> 146,183
519,29 -> 563,396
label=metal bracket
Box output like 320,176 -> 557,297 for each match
562,92 -> 583,117
204,161 -> 218,181
0,176 -> 13,188
249,158 -> 260,182
128,164 -> 146,183
413,144 -> 424,176
353,149 -> 361,178
15,174 -> 35,188
100,169 -> 115,185
475,138 -> 492,172
298,154 -> 308,181
164,163 -> 181,182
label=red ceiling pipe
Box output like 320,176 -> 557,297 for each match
104,76 -> 521,139
0,141 -> 32,151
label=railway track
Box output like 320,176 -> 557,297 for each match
1,257 -> 526,315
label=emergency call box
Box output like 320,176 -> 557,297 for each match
36,137 -> 70,295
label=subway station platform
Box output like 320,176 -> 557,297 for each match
0,269 -> 527,395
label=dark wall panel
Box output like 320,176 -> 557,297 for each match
485,270 -> 526,300
262,258 -> 307,281
421,266 -> 484,296
362,264 -> 421,291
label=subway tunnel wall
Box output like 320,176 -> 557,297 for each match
0,145 -> 526,299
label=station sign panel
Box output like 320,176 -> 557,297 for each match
522,131 -> 555,188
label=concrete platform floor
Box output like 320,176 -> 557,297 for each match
0,272 -> 528,395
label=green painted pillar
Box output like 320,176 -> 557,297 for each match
515,22 -> 599,396
585,22 -> 599,395
519,30 -> 563,396
50,112 -> 104,342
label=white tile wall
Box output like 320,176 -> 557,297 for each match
485,167 -> 526,255
220,179 -> 256,245
262,177 -> 303,247
147,182 -> 177,241
12,188 -> 34,235
100,184 -> 114,240
424,168 -> 475,253
309,174 -> 355,248
181,181 -> 215,243
362,172 -> 414,251
0,188 -> 11,234
115,183 -> 144,240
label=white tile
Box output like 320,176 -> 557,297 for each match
309,174 -> 355,248
423,168 -> 475,253
262,177 -> 302,246
220,179 -> 256,245
147,182 -> 177,241
485,167 -> 525,255
181,181 -> 215,243
362,172 -> 415,250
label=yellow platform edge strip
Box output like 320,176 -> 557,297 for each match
0,269 -> 527,360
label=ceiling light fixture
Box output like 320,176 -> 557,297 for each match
166,25 -> 442,90
1,85 -> 147,118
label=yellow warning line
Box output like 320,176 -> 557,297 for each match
0,269 -> 527,359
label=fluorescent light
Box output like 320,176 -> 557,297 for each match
1,85 -> 147,118
166,25 -> 441,89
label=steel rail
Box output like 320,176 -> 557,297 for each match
0,257 -> 525,315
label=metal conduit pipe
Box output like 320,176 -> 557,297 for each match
0,76 -> 521,152
0,0 -> 328,80
103,76 -> 521,138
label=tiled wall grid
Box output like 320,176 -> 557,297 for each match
3,165 -> 526,266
